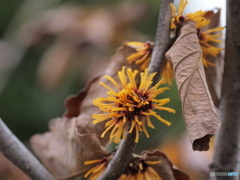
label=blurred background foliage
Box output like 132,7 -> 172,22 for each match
0,0 -> 213,179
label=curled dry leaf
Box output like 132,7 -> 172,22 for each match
165,21 -> 221,151
64,76 -> 100,118
142,150 -> 189,180
30,44 -> 139,179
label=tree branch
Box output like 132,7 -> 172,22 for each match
149,0 -> 173,81
0,118 -> 55,180
209,0 -> 240,179
97,132 -> 136,180
97,1 -> 173,179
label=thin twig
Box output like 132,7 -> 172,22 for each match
97,1 -> 173,179
149,0 -> 173,83
209,0 -> 240,179
0,118 -> 55,180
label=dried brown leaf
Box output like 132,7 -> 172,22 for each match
142,150 -> 189,180
166,21 -> 221,151
64,76 -> 100,118
30,117 -> 110,180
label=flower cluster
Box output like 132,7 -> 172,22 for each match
171,0 -> 224,66
197,27 -> 224,66
92,67 -> 175,143
161,61 -> 174,85
84,156 -> 162,180
120,159 -> 161,180
170,0 -> 206,29
126,42 -> 173,85
124,1 -> 224,86
84,158 -> 109,180
126,41 -> 154,70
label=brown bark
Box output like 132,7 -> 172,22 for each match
0,119 -> 55,180
149,0 -> 173,80
210,0 -> 240,179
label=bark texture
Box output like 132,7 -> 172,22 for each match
149,0 -> 173,82
0,119 -> 54,180
210,0 -> 240,179
97,133 -> 136,180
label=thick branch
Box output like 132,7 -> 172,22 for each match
0,119 -> 55,180
97,132 -> 136,180
149,0 -> 173,82
97,1 -> 173,180
210,0 -> 240,179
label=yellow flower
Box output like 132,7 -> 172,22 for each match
170,0 -> 207,29
186,10 -> 208,27
126,41 -> 153,70
170,0 -> 188,29
84,158 -> 108,180
92,67 -> 175,143
120,159 -> 162,180
161,61 -> 174,85
84,157 -> 162,180
170,0 -> 224,67
194,15 -> 210,29
197,27 -> 224,66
